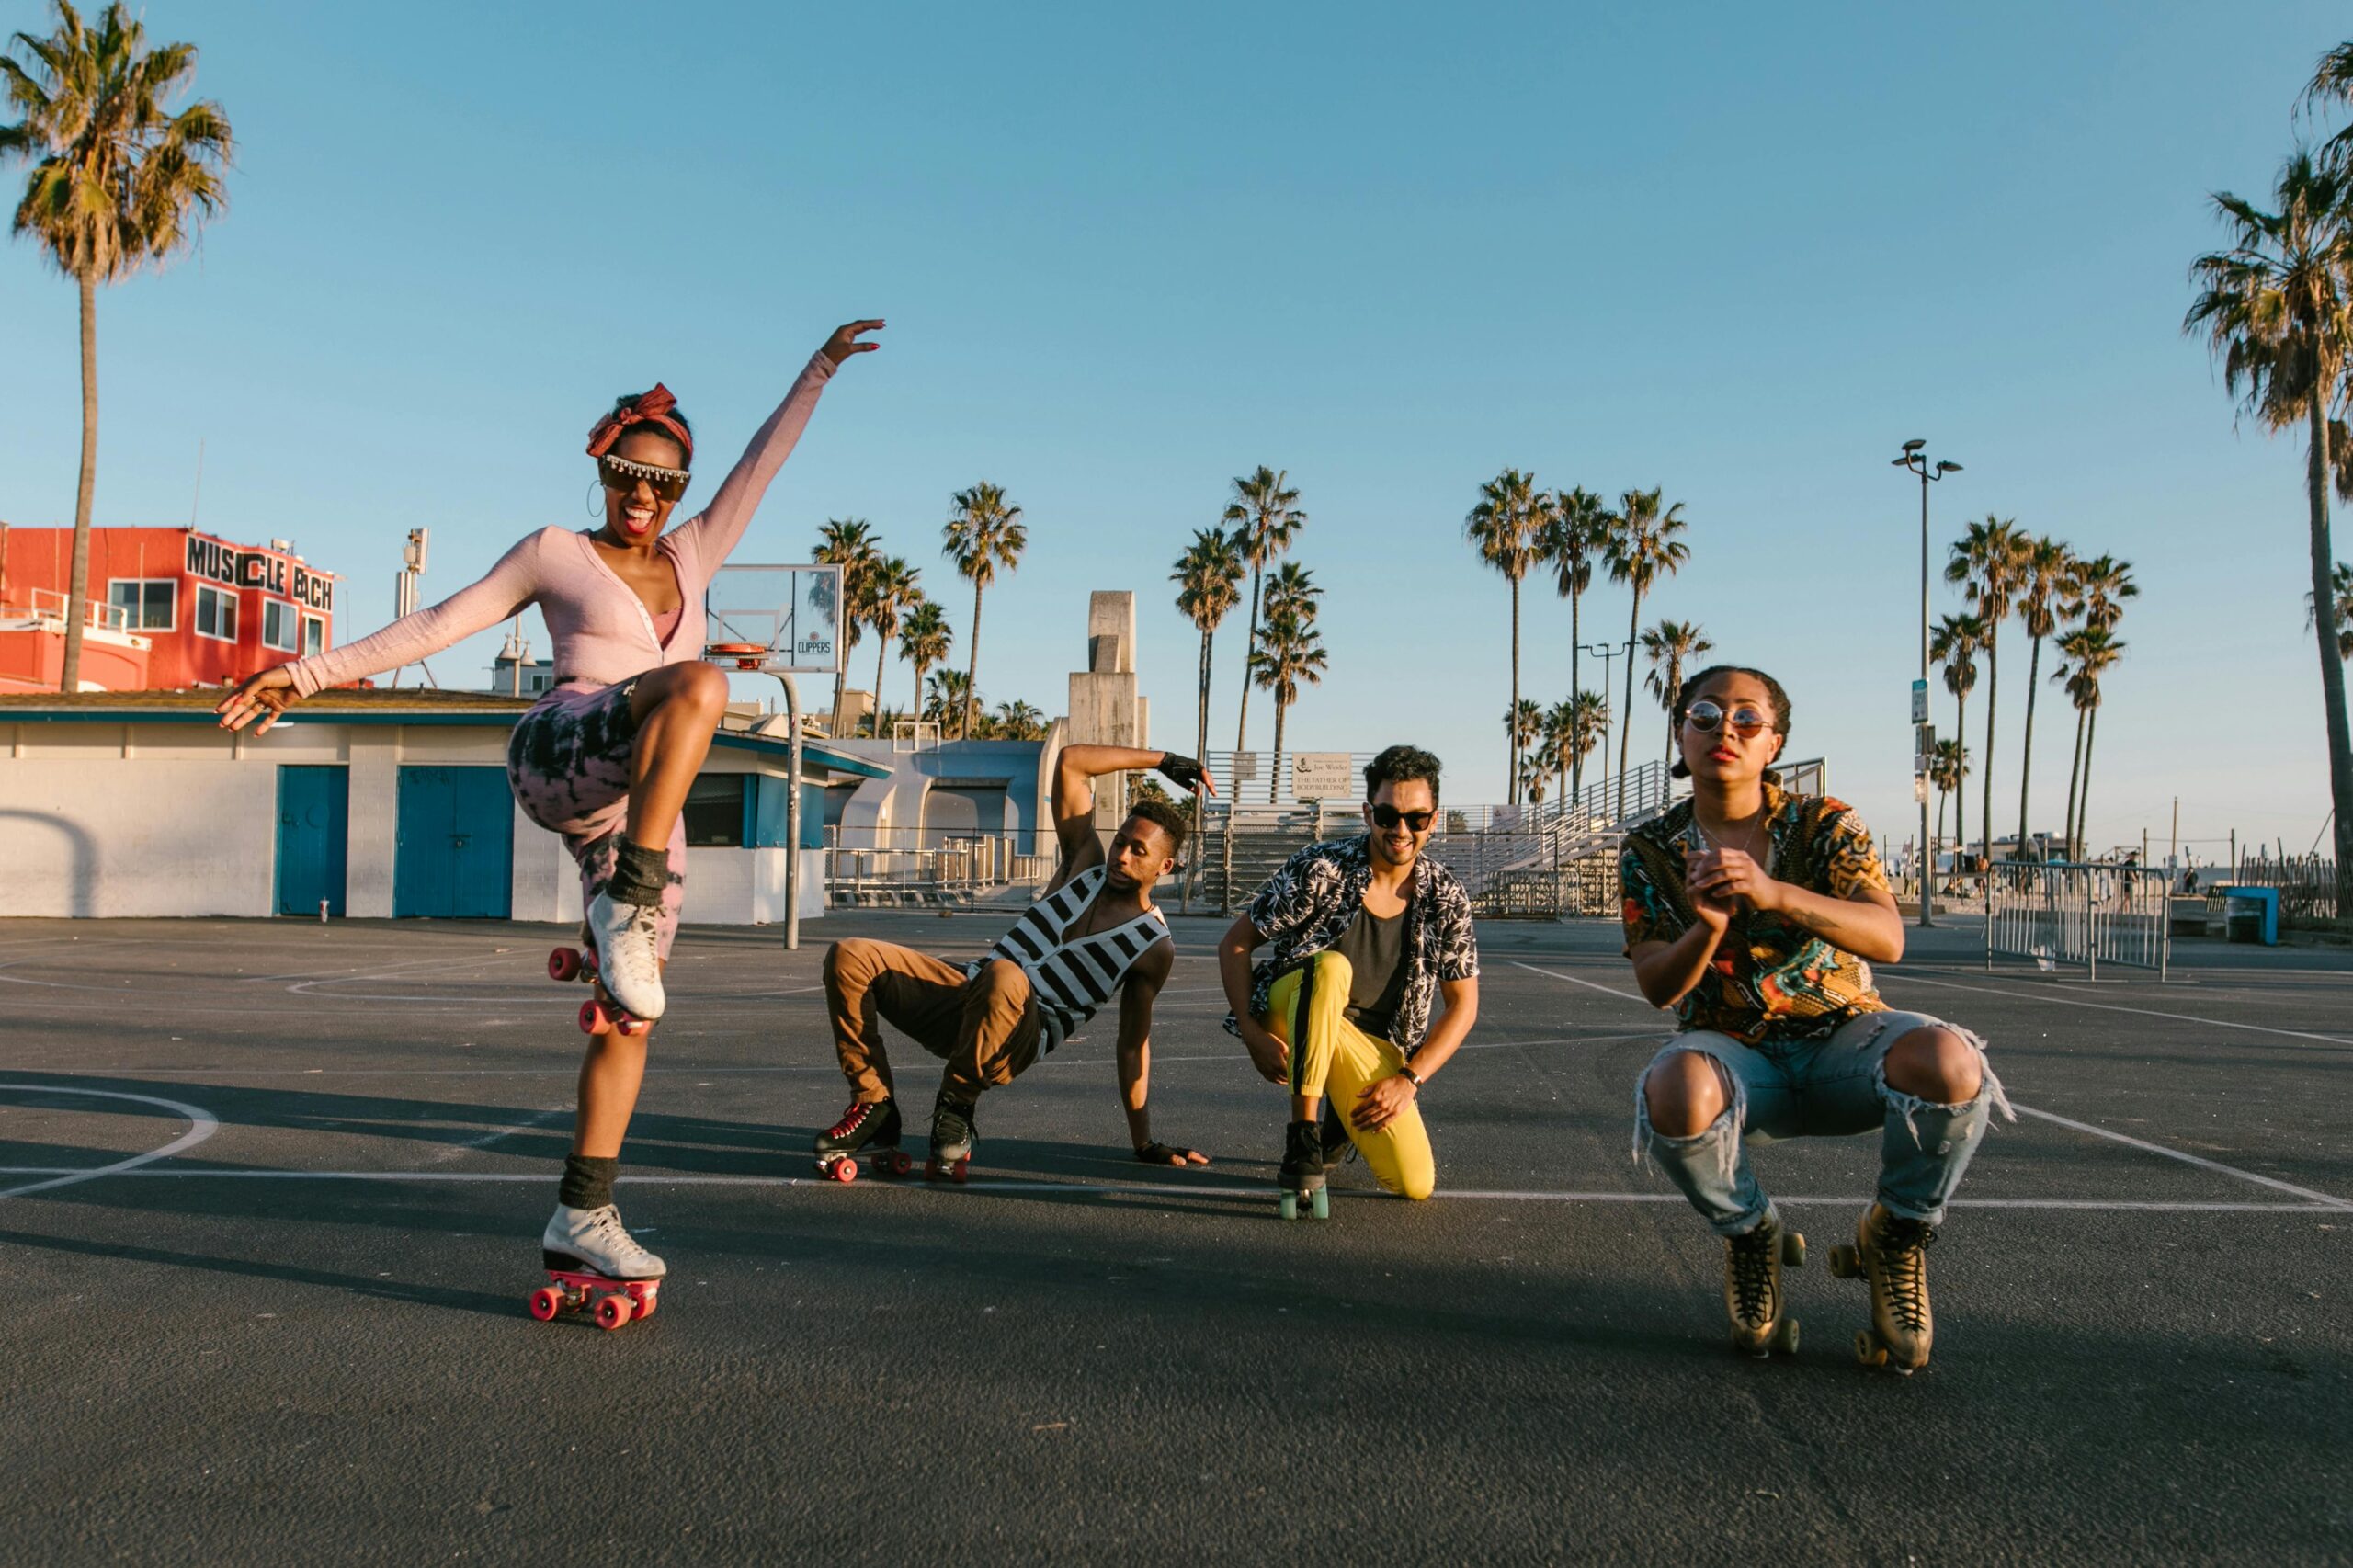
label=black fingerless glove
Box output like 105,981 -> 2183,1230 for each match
1156,753 -> 1208,793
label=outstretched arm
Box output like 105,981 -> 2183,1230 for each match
1115,942 -> 1206,1165
668,320 -> 882,577
214,530 -> 549,734
1046,744 -> 1212,892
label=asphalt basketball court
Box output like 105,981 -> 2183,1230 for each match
1,910 -> 2345,1562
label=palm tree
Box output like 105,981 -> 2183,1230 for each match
2057,556 -> 2135,858
1502,699 -> 1542,803
2010,535 -> 2074,856
1518,756 -> 1551,807
1171,525 -> 1245,835
924,667 -> 974,731
1261,560 -> 1322,624
1641,619 -> 1713,779
1539,699 -> 1574,802
1945,517 -> 2026,860
1930,611 -> 1985,847
1543,487 -> 1609,796
1466,469 -> 1549,803
813,518 -> 881,724
942,483 -> 1026,740
2188,148 -> 2353,912
3,2 -> 231,691
1929,737 -> 1970,871
1562,690 -> 1608,816
859,556 -> 917,736
2307,561 -> 2352,659
993,699 -> 1045,742
1250,604 -> 1327,805
1602,487 -> 1690,816
1222,466 -> 1306,756
2052,625 -> 2126,858
897,597 -> 952,730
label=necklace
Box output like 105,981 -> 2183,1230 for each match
1693,805 -> 1774,871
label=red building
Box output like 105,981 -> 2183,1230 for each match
0,525 -> 339,692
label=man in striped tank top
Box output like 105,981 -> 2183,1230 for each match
816,744 -> 1216,1179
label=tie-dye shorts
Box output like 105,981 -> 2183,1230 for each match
505,676 -> 687,960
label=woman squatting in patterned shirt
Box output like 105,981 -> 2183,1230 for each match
1620,665 -> 2011,1372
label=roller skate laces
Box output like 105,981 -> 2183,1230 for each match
541,1201 -> 666,1280
585,891 -> 666,1022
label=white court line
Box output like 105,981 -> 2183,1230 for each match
0,1085 -> 220,1200
1510,960 -> 2353,1210
1888,972 -> 2353,1048
2009,1106 -> 2351,1210
428,1105 -> 571,1163
0,1165 -> 2331,1212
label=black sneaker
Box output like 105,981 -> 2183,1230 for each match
815,1097 -> 900,1157
1279,1119 -> 1327,1195
926,1094 -> 977,1182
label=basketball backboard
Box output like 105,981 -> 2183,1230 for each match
705,563 -> 843,675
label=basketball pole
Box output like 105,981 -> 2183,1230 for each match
782,671 -> 803,952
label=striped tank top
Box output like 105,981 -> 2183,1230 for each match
973,866 -> 1171,1051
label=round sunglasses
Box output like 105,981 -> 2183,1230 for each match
1683,699 -> 1774,737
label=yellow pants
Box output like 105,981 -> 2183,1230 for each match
1266,952 -> 1437,1200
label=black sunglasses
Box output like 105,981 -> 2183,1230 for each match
598,453 -> 691,503
1370,804 -> 1438,832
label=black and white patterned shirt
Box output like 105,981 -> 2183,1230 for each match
1222,835 -> 1480,1056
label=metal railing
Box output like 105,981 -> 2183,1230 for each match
1985,862 -> 2173,979
823,828 -> 1056,906
0,590 -> 138,636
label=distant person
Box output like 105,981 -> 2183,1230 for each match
814,745 -> 1214,1179
1217,745 -> 1481,1216
216,319 -> 885,1284
1620,665 -> 2013,1371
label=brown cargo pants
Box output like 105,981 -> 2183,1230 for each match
821,937 -> 1045,1107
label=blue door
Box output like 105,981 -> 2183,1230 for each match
275,765 -> 349,916
394,766 -> 515,918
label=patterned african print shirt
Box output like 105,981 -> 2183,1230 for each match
1222,835 -> 1480,1055
1619,786 -> 1893,1045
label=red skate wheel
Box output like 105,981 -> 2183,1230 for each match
616,1015 -> 648,1038
529,1286 -> 564,1322
579,999 -> 609,1035
886,1151 -> 913,1176
549,948 -> 580,983
634,1289 -> 657,1319
595,1293 -> 633,1331
949,1158 -> 969,1185
830,1158 -> 858,1183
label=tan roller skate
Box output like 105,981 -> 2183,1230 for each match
1724,1215 -> 1804,1357
1827,1202 -> 1938,1373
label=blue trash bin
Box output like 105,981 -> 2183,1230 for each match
2217,886 -> 2279,946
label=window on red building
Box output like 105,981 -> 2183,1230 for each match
108,579 -> 176,631
262,599 -> 299,653
301,615 -> 324,656
194,584 -> 238,642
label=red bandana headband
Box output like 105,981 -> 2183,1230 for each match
585,383 -> 694,463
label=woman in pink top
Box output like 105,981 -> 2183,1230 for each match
216,318 -> 882,1280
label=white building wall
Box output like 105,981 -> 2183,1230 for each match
0,718 -> 831,925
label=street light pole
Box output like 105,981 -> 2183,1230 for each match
1893,440 -> 1961,928
1582,638 -> 1634,815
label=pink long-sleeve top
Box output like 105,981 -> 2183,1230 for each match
282,351 -> 839,699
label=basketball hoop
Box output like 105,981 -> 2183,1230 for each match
704,641 -> 770,671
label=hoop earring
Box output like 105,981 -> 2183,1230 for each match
586,479 -> 604,518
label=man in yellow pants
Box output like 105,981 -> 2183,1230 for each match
1217,746 -> 1481,1212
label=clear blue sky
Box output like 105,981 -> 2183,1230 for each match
4,0 -> 2347,861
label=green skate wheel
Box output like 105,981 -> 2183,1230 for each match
1278,1192 -> 1299,1221
1772,1317 -> 1801,1355
1853,1329 -> 1887,1368
1310,1188 -> 1330,1221
1782,1232 -> 1806,1267
1827,1244 -> 1862,1279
